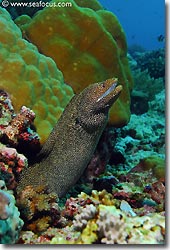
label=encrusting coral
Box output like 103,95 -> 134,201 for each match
96,204 -> 164,244
16,185 -> 67,233
0,90 -> 40,157
0,90 -> 37,147
15,0 -> 134,127
138,156 -> 165,180
0,181 -> 24,244
0,7 -> 74,144
15,186 -> 165,244
0,142 -> 28,190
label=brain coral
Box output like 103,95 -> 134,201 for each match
16,0 -> 133,127
0,7 -> 74,144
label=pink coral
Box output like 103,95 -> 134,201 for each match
62,196 -> 94,219
2,106 -> 35,145
0,190 -> 10,220
144,179 -> 165,208
0,90 -> 40,149
0,143 -> 28,189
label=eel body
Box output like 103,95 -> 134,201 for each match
17,78 -> 122,197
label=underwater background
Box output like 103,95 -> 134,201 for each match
0,0 -> 165,245
99,0 -> 165,51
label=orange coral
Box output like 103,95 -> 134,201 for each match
16,185 -> 61,232
16,0 -> 133,127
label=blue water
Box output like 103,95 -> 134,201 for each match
98,0 -> 165,51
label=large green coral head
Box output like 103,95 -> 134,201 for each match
15,0 -> 133,128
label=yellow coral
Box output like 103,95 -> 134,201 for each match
0,8 -> 74,144
16,0 -> 133,127
96,204 -> 165,244
80,220 -> 98,244
79,190 -> 115,206
139,156 -> 165,179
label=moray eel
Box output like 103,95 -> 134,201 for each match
17,78 -> 122,197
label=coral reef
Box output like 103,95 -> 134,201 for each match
0,1 -> 165,245
138,156 -> 165,180
96,204 -> 164,244
128,48 -> 165,115
73,204 -> 97,230
0,181 -> 24,244
16,185 -> 67,233
0,7 -> 74,144
132,48 -> 165,79
0,91 -> 37,146
130,69 -> 164,114
16,186 -> 165,244
15,0 -> 134,127
0,142 -> 28,189
0,90 -> 41,158
128,51 -> 164,115
109,89 -> 165,172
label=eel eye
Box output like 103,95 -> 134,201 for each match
75,118 -> 80,125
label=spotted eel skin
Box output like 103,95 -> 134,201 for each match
17,78 -> 122,197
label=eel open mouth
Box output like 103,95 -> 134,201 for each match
97,79 -> 122,102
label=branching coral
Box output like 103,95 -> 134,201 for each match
73,204 -> 97,230
17,186 -> 165,244
0,7 -> 74,144
96,205 -> 165,244
15,0 -> 133,127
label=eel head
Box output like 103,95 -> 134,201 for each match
95,78 -> 122,110
77,78 -> 122,131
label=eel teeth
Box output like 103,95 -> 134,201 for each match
97,82 -> 118,102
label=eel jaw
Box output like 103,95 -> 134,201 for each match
96,79 -> 122,106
